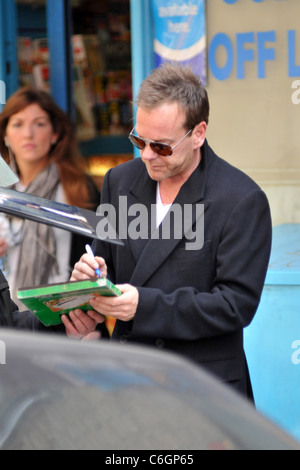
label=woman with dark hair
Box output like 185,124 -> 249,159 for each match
0,87 -> 108,338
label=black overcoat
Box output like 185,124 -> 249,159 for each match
93,140 -> 272,398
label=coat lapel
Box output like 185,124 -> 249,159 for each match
124,167 -> 157,264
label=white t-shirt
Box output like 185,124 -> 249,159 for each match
156,182 -> 171,228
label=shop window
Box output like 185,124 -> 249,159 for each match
71,0 -> 133,180
15,0 -> 133,182
17,0 -> 48,89
71,0 -> 132,141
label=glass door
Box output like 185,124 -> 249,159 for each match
70,0 -> 133,178
71,0 -> 132,141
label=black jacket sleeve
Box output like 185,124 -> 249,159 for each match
0,269 -> 37,330
0,269 -> 63,333
0,271 -> 16,328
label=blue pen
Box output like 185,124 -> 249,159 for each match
85,244 -> 101,278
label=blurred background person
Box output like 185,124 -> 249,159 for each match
0,87 -> 108,338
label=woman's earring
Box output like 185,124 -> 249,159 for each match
4,137 -> 9,147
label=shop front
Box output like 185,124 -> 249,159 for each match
2,0 -> 135,183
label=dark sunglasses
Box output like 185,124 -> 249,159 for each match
129,126 -> 193,157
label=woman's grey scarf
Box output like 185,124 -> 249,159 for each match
10,163 -> 60,301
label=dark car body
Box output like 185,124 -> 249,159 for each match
0,330 -> 299,450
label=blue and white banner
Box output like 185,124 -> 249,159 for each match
151,0 -> 206,85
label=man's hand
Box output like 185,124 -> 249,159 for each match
61,309 -> 105,339
89,284 -> 139,322
66,255 -> 139,338
64,252 -> 108,338
71,253 -> 107,281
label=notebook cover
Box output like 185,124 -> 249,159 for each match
17,278 -> 121,327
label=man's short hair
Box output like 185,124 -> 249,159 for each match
136,63 -> 210,130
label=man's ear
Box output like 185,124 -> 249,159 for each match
193,121 -> 207,149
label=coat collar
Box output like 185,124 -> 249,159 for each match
129,139 -> 209,205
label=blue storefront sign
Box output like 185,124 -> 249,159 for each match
151,0 -> 206,85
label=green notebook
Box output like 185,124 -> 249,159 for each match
17,278 -> 121,327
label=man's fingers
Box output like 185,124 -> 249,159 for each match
87,309 -> 106,324
71,254 -> 107,281
61,309 -> 98,338
61,314 -> 82,338
69,309 -> 96,333
71,257 -> 97,280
